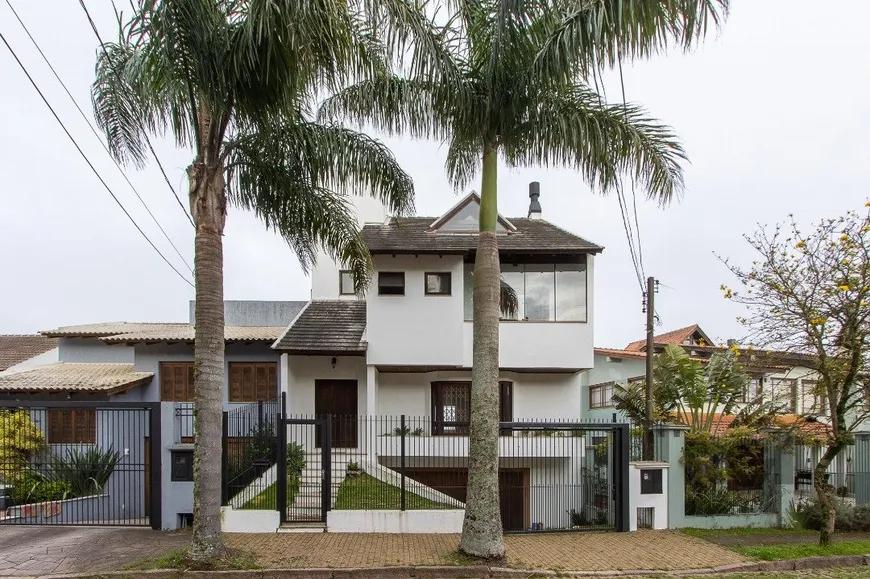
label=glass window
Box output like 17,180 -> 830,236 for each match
770,378 -> 797,412
590,383 -> 614,409
555,263 -> 587,321
802,380 -> 827,416
501,265 -> 524,321
378,271 -> 405,295
425,272 -> 451,295
463,265 -> 474,320
524,265 -> 555,321
438,199 -> 508,232
339,270 -> 354,295
744,376 -> 763,401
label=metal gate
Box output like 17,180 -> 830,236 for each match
0,401 -> 159,528
278,417 -> 331,524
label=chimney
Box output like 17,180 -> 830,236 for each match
528,181 -> 542,219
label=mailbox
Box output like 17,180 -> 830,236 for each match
640,468 -> 663,494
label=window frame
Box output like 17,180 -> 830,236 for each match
424,272 -> 452,296
377,271 -> 406,296
769,377 -> 798,412
801,379 -> 827,416
431,381 -> 512,435
170,450 -> 194,482
338,270 -> 355,295
47,408 -> 97,444
160,362 -> 195,402
228,362 -> 278,403
589,382 -> 615,409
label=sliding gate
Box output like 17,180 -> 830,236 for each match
0,401 -> 160,528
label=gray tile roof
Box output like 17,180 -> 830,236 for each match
273,301 -> 367,354
42,322 -> 190,338
361,217 -> 604,255
101,325 -> 286,344
0,363 -> 153,393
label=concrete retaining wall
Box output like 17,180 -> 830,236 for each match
221,506 -> 280,533
2,494 -> 112,525
682,513 -> 780,529
327,509 -> 464,533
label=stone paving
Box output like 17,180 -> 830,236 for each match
225,530 -> 749,571
0,526 -> 187,576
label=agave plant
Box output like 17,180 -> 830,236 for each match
47,447 -> 121,498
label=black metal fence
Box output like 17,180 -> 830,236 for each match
222,396 -> 283,508
0,402 -> 159,528
684,430 -> 775,516
273,414 -> 629,532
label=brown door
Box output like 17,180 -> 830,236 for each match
404,468 -> 528,531
315,380 -> 358,447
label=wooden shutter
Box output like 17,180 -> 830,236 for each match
228,362 -> 277,402
47,409 -> 96,443
160,363 -> 194,401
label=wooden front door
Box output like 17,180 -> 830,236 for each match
314,380 -> 358,448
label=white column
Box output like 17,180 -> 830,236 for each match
280,353 -> 290,411
366,365 -> 378,458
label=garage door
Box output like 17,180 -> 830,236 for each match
404,468 -> 529,531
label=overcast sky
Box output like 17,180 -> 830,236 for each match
1,1 -> 869,348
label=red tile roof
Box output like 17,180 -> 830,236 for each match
0,335 -> 58,372
594,347 -> 647,360
687,413 -> 831,438
625,324 -> 714,351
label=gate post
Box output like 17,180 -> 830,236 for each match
323,415 -> 332,521
149,404 -> 162,531
658,425 -> 687,529
400,415 -> 407,511
853,433 -> 869,506
276,414 -> 287,523
616,424 -> 630,532
221,412 -> 229,506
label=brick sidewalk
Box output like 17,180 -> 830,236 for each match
226,530 -> 749,571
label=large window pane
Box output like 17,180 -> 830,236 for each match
555,263 -> 587,321
501,265 -> 524,321
464,264 -> 474,320
524,265 -> 555,321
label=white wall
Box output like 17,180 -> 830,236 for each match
629,462 -> 669,531
286,355 -> 368,416
465,322 -> 594,370
0,347 -> 58,375
367,255 -> 466,366
327,509 -> 464,533
310,196 -> 387,300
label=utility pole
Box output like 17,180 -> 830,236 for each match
643,276 -> 657,460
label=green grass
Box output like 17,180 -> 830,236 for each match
733,540 -> 870,561
124,548 -> 260,571
681,527 -> 815,538
333,473 -> 458,510
240,475 -> 299,510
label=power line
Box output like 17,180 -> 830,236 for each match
77,0 -> 196,230
616,55 -> 645,281
4,0 -> 193,275
0,29 -> 195,289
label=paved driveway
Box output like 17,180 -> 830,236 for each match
0,526 -> 186,576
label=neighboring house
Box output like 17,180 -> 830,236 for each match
0,184 -> 604,531
583,324 -> 846,428
0,335 -> 58,375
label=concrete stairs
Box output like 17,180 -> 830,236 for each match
286,450 -> 363,523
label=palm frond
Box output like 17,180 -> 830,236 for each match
444,135 -> 482,191
318,76 -> 455,142
502,84 -> 685,204
534,0 -> 728,83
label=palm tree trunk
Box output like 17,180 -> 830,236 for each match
460,145 -> 505,559
188,157 -> 227,561
814,441 -> 844,546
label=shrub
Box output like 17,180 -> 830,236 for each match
47,447 -> 121,497
11,472 -> 71,504
796,498 -> 870,532
685,486 -> 743,516
286,442 -> 306,476
0,410 -> 47,481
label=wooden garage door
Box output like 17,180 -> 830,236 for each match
404,468 -> 529,531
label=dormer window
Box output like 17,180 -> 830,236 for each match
378,272 -> 405,295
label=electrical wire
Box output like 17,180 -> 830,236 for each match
4,0 -> 194,274
77,0 -> 196,231
616,54 -> 645,282
0,29 -> 195,289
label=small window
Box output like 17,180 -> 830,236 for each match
171,450 -> 194,482
425,272 -> 452,295
161,362 -> 195,402
589,383 -> 615,409
339,270 -> 355,295
228,362 -> 278,403
378,272 -> 405,295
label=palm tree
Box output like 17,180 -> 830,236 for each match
91,0 -> 429,560
320,0 -> 727,557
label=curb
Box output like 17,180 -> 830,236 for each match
20,555 -> 870,579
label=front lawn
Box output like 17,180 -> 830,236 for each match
333,473 -> 457,510
733,540 -> 870,561
241,475 -> 299,510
